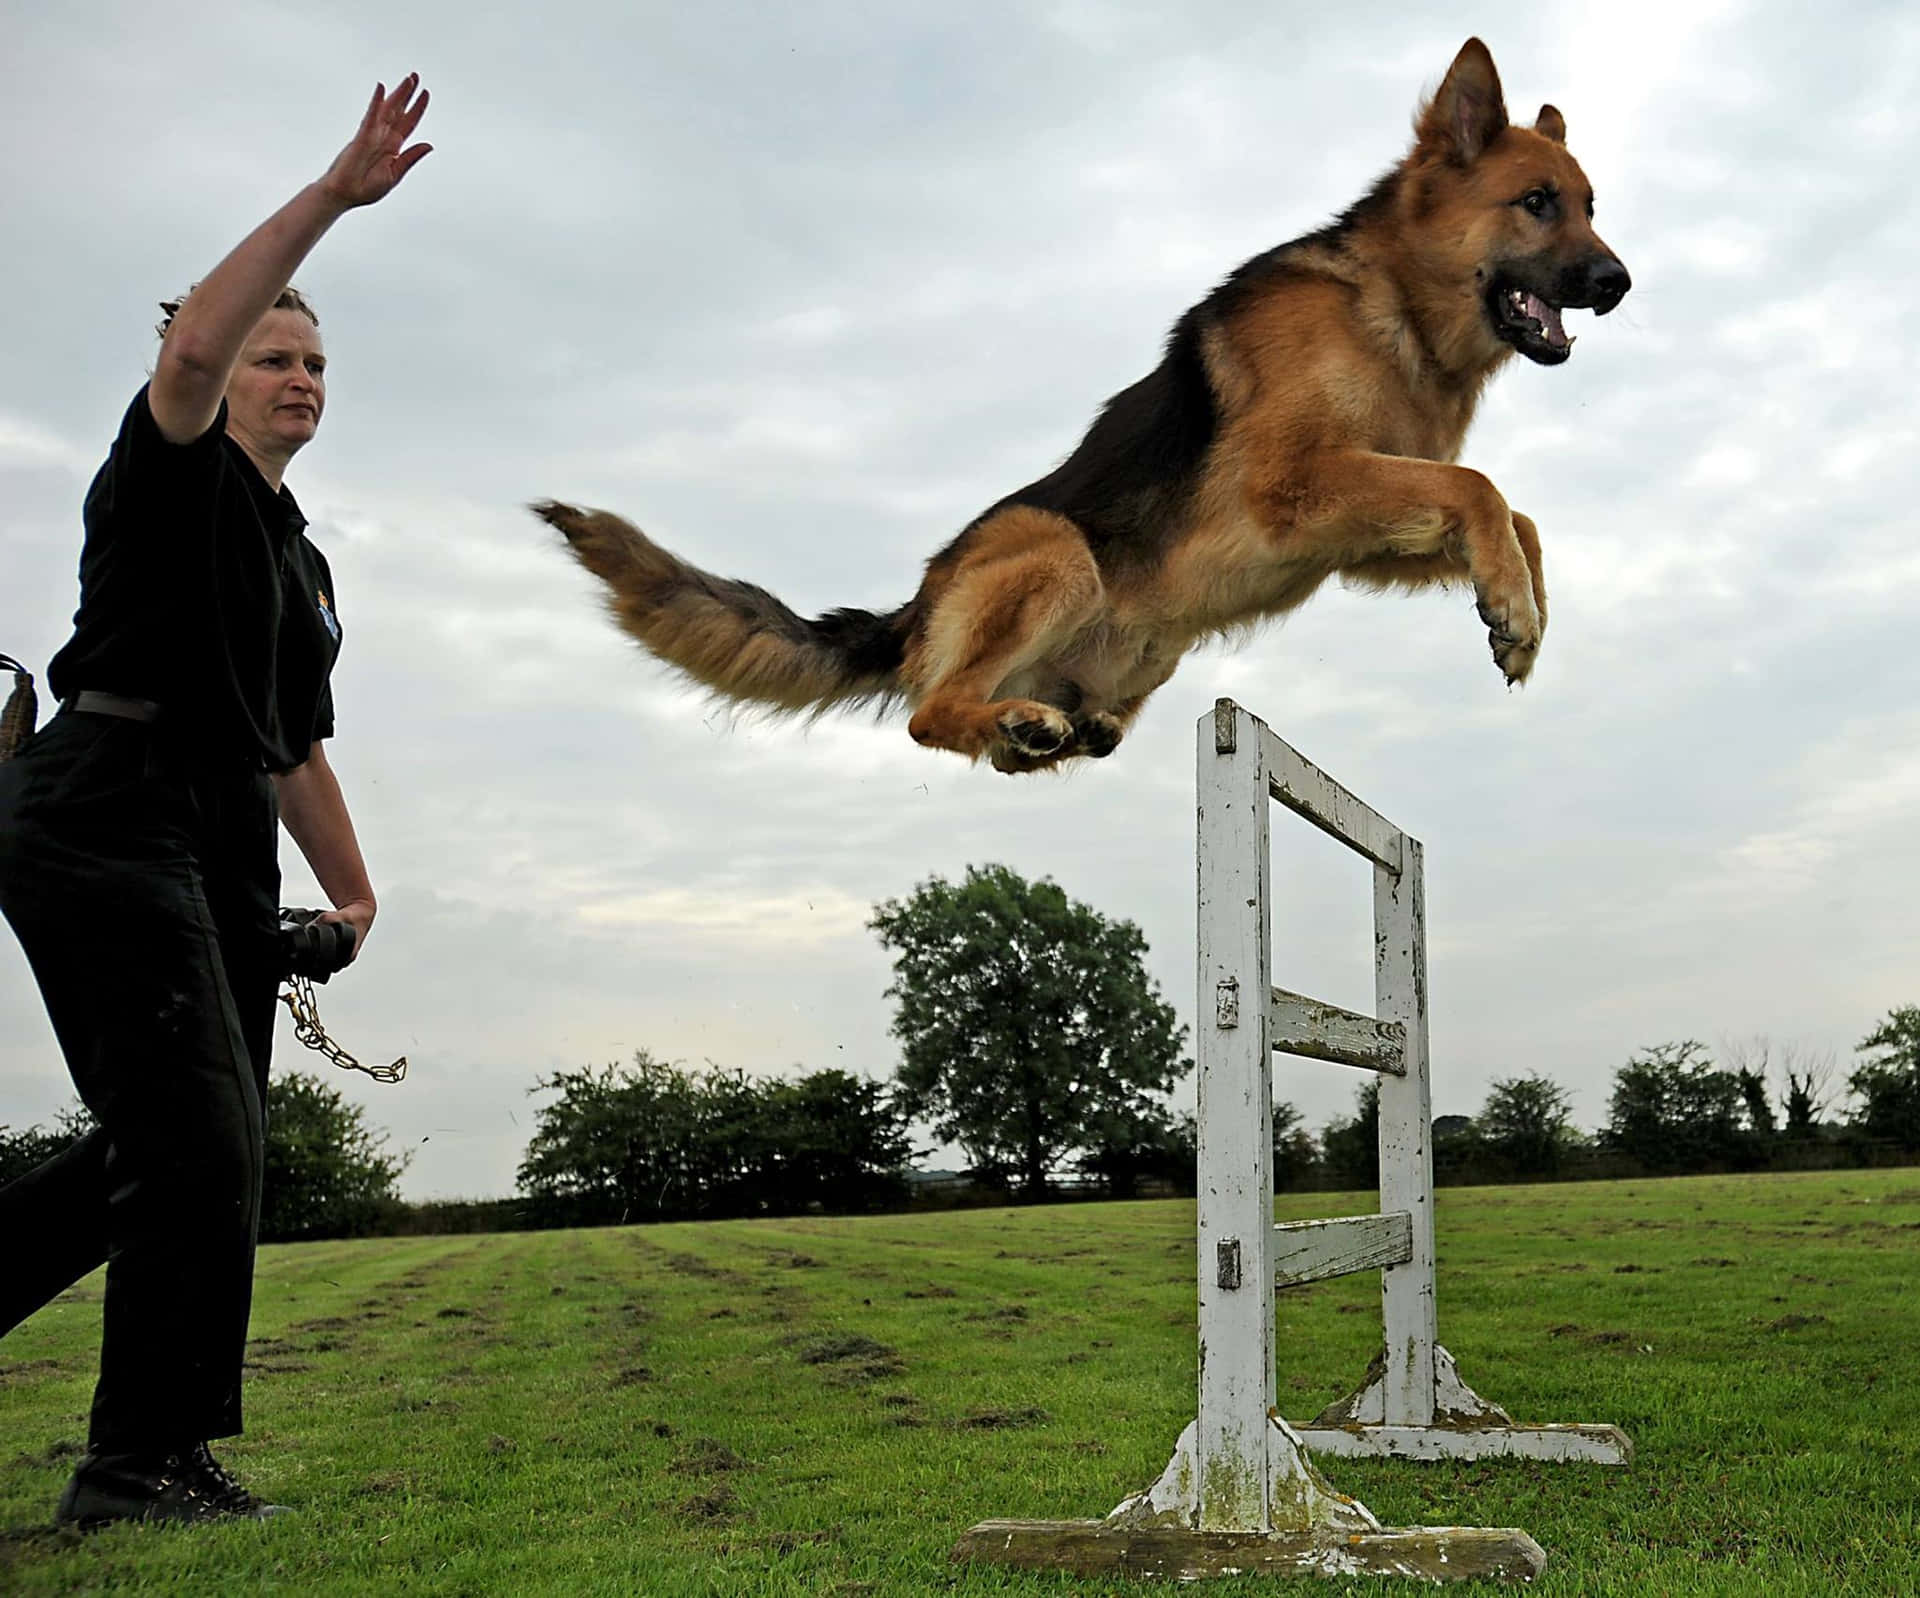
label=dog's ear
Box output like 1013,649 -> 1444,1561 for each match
1418,37 -> 1508,165
1534,104 -> 1567,144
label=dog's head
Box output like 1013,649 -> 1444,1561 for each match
1408,39 -> 1630,367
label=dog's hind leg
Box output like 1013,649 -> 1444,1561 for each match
903,507 -> 1106,770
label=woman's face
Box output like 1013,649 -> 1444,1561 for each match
225,308 -> 326,464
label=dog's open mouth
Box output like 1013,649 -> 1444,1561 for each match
1489,280 -> 1574,366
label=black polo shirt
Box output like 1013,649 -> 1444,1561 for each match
47,385 -> 341,773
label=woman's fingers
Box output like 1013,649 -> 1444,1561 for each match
397,86 -> 430,143
393,142 -> 434,181
326,75 -> 432,204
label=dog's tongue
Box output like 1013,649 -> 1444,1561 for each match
1525,292 -> 1570,349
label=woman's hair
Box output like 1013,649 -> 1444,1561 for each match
156,285 -> 319,341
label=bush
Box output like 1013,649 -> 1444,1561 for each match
261,1071 -> 409,1242
517,1052 -> 913,1225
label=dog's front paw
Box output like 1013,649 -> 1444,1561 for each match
995,703 -> 1074,758
1475,582 -> 1543,686
1072,711 -> 1124,759
987,703 -> 1076,773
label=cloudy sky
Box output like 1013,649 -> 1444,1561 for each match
3,0 -> 1916,1199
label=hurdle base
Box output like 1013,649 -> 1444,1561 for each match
1296,1422 -> 1633,1465
1300,1344 -> 1632,1465
953,1520 -> 1546,1583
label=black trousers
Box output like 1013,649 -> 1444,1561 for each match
0,708 -> 280,1452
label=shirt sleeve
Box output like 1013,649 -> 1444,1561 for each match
97,384 -> 230,535
311,680 -> 336,743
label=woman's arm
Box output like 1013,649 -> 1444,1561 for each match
273,741 -> 377,960
150,76 -> 433,445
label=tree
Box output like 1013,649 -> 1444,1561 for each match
1321,1079 -> 1381,1189
519,1052 -> 708,1223
261,1072 -> 408,1242
1478,1072 -> 1580,1176
0,1104 -> 94,1187
1271,1101 -> 1319,1192
871,864 -> 1188,1197
1850,1006 -> 1920,1151
517,1051 -> 913,1223
1781,1044 -> 1835,1140
1721,1036 -> 1789,1145
1,1083 -> 402,1241
1076,1100 -> 1194,1199
1602,1041 -> 1753,1171
756,1068 -> 915,1212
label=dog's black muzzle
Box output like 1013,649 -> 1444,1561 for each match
1556,256 -> 1632,316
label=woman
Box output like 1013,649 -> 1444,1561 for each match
0,75 -> 431,1528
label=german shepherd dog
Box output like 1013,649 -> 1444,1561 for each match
536,38 -> 1628,773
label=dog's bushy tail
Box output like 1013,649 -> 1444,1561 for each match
533,502 -> 907,713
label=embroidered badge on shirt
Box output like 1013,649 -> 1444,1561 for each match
317,588 -> 341,642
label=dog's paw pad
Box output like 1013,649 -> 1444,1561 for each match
1073,712 -> 1123,759
996,706 -> 1073,757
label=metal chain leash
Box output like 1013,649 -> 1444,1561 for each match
279,975 -> 407,1083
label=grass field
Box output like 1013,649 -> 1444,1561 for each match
3,1168 -> 1918,1594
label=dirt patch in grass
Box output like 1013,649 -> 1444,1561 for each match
1763,1314 -> 1830,1333
794,1333 -> 897,1364
11,1438 -> 83,1471
962,1305 -> 1029,1323
613,1366 -> 655,1386
0,1360 -> 63,1384
903,1285 -> 957,1300
957,1406 -> 1050,1430
675,1484 -> 739,1522
719,1529 -> 836,1555
1548,1324 -> 1644,1348
787,1331 -> 907,1384
666,1253 -> 729,1279
765,1250 -> 825,1269
672,1437 -> 750,1475
0,1527 -> 80,1577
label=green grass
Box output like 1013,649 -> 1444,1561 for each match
3,1169 -> 1919,1594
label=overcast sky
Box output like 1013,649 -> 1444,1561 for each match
3,0 -> 1916,1199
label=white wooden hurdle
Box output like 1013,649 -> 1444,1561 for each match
955,698 -> 1627,1582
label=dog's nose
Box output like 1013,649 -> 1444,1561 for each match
1588,257 -> 1631,315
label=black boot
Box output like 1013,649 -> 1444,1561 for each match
184,1443 -> 290,1521
54,1444 -> 290,1529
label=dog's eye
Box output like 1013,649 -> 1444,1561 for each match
1519,188 -> 1554,218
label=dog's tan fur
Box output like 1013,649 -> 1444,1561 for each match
537,39 -> 1626,773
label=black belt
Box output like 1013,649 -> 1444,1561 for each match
64,690 -> 162,724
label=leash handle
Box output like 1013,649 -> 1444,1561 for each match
0,654 -> 37,764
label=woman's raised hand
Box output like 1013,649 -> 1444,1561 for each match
318,74 -> 433,209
